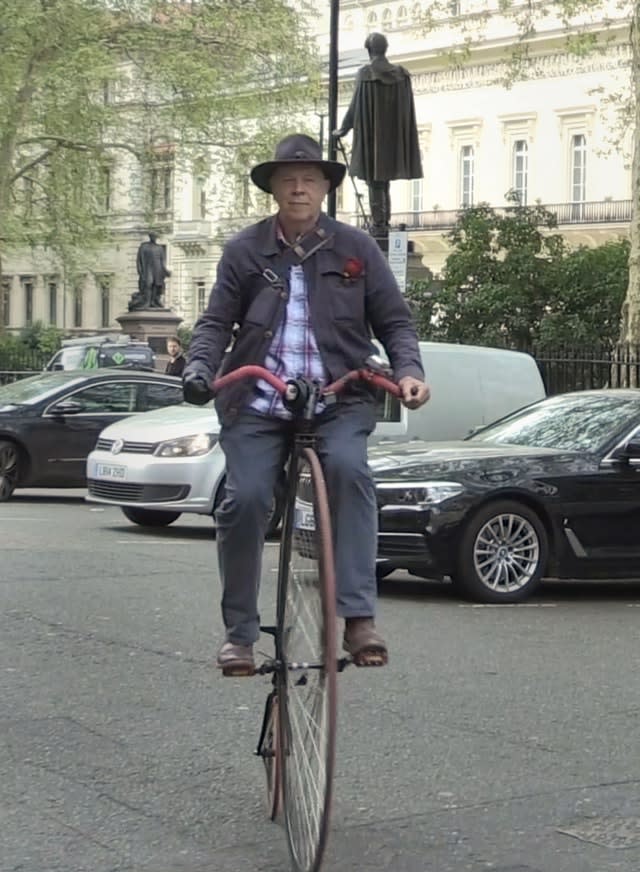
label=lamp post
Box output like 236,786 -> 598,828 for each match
327,0 -> 339,218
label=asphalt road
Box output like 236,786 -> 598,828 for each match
2,491 -> 640,872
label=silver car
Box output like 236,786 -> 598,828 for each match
86,403 -> 284,533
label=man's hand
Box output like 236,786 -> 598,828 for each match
397,376 -> 430,410
183,371 -> 212,406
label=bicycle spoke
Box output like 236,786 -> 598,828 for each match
279,449 -> 337,872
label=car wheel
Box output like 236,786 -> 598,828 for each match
452,500 -> 548,603
212,476 -> 284,538
0,440 -> 21,501
121,507 -> 181,527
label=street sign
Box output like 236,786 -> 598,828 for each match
387,230 -> 409,293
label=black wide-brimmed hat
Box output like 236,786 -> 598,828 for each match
250,134 -> 346,194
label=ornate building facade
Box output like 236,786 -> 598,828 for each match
1,1 -> 633,333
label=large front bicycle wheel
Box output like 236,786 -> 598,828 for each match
277,447 -> 337,872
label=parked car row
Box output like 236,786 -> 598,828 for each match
0,369 -> 183,500
2,349 -> 639,604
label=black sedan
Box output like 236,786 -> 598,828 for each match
0,369 -> 183,500
372,389 -> 640,603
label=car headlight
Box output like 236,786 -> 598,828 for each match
154,433 -> 217,457
376,481 -> 464,507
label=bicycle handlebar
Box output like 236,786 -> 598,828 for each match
211,365 -> 401,398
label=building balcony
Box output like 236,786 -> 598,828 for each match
172,220 -> 212,241
350,199 -> 633,232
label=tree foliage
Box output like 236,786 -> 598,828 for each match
407,200 -> 629,348
0,0 -> 320,270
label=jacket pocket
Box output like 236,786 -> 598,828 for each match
321,271 -> 366,322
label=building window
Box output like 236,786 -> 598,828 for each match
100,165 -> 112,213
151,164 -> 173,212
460,145 -> 475,207
512,140 -> 528,205
571,134 -> 587,204
196,280 -> 207,313
73,285 -> 83,328
1,278 -> 10,327
23,278 -> 34,325
48,280 -> 57,325
98,277 -> 111,328
410,176 -> 423,213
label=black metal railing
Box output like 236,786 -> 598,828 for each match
350,199 -> 633,233
526,343 -> 640,394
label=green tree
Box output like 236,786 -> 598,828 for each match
407,202 -> 629,348
538,239 -> 630,345
0,0 -> 319,274
19,321 -> 63,355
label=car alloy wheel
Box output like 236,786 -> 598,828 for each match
0,440 -> 20,501
453,500 -> 548,603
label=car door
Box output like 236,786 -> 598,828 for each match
560,428 -> 640,577
42,379 -> 141,484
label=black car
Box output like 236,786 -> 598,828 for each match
372,390 -> 640,603
0,369 -> 183,500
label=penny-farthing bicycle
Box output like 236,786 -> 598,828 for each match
210,363 -> 400,872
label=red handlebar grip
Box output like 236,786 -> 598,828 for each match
211,365 -> 288,395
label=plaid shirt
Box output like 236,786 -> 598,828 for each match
249,264 -> 326,419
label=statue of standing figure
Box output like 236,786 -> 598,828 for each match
128,232 -> 171,311
334,33 -> 423,238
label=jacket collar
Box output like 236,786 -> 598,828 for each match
259,212 -> 336,256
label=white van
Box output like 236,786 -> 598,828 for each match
372,341 -> 545,444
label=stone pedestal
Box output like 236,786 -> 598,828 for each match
116,308 -> 183,358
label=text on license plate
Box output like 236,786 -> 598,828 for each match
295,507 -> 315,531
97,463 -> 126,479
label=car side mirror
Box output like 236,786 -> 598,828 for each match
49,399 -> 84,416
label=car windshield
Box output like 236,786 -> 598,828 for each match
0,373 -> 84,405
470,393 -> 640,452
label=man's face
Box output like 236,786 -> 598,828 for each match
270,164 -> 330,226
167,340 -> 180,357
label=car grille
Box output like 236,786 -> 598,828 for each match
378,532 -> 430,558
87,480 -> 189,502
95,438 -> 155,454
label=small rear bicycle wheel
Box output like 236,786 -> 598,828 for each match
259,690 -> 281,821
277,447 -> 337,872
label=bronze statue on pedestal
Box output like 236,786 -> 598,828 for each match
128,232 -> 171,311
334,33 -> 423,238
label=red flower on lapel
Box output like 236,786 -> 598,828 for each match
343,257 -> 364,281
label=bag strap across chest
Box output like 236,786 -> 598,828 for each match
263,225 -> 335,287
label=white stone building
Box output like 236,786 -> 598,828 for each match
1,0 -> 634,333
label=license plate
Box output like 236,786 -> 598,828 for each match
96,463 -> 126,479
295,506 -> 315,531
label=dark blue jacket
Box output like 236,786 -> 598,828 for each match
186,212 -> 424,423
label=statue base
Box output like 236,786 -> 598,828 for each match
116,308 -> 183,359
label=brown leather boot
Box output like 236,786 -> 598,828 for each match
343,618 -> 388,667
216,641 -> 255,677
